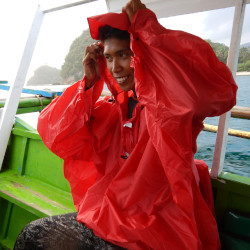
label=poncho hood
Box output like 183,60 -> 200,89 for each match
87,12 -> 130,40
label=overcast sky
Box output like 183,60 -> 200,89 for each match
0,0 -> 249,85
160,4 -> 250,46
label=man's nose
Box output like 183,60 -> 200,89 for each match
112,59 -> 122,73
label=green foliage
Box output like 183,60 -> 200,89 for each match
27,65 -> 62,86
205,39 -> 229,64
61,29 -> 95,83
238,47 -> 250,63
238,60 -> 250,72
206,40 -> 250,72
237,47 -> 250,72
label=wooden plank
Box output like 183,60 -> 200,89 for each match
231,106 -> 250,119
12,128 -> 41,140
204,123 -> 250,139
0,170 -> 75,218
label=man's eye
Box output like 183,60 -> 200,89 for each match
119,52 -> 127,58
105,55 -> 112,62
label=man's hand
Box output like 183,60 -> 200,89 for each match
82,42 -> 103,89
122,0 -> 146,23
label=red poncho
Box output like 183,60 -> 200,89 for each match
38,9 -> 237,250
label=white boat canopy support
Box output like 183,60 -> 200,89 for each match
0,0 -> 249,171
0,7 -> 44,170
42,0 -> 98,13
211,0 -> 247,178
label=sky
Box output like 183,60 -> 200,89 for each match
0,0 -> 249,85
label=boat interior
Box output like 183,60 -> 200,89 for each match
0,0 -> 250,249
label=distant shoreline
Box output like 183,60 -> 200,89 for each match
236,71 -> 250,76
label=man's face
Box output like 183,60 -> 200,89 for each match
103,38 -> 135,92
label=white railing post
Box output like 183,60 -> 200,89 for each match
0,7 -> 44,171
211,0 -> 246,178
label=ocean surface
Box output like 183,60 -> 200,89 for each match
0,75 -> 249,177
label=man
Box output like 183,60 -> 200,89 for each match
15,0 -> 237,249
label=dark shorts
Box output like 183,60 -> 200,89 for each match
14,212 -> 124,250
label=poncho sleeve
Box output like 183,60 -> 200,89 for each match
129,9 -> 237,152
130,9 -> 237,120
37,77 -> 105,160
38,77 -> 122,208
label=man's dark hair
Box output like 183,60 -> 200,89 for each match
98,25 -> 130,42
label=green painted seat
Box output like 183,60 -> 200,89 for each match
0,117 -> 75,250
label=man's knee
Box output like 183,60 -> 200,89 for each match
14,217 -> 50,250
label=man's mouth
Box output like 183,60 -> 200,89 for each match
115,76 -> 129,84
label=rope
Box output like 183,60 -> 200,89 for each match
35,95 -> 44,110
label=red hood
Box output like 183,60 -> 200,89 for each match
87,12 -> 130,40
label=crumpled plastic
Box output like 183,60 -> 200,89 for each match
38,8 -> 237,250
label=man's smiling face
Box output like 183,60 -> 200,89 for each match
103,37 -> 135,92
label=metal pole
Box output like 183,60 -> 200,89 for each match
0,7 -> 44,171
211,0 -> 246,178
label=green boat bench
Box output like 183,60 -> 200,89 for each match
0,117 -> 75,249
